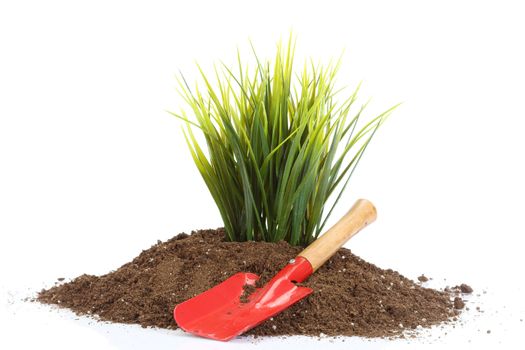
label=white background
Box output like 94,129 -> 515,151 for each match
1,0 -> 524,349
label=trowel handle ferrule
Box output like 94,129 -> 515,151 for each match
297,199 -> 377,272
271,256 -> 314,284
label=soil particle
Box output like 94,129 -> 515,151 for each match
453,297 -> 465,310
38,228 -> 457,338
417,275 -> 429,282
458,284 -> 473,294
240,284 -> 257,303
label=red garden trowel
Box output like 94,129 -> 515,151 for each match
173,199 -> 377,341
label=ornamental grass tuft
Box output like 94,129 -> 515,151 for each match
171,37 -> 398,246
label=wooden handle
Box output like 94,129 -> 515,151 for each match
298,199 -> 377,271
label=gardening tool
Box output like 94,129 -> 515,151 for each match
173,199 -> 377,341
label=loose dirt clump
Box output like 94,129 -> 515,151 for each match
453,297 -> 466,310
418,274 -> 429,282
240,284 -> 257,304
458,284 -> 473,294
38,228 -> 459,338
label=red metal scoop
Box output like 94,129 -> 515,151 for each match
174,199 -> 377,341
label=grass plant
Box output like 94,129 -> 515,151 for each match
171,37 -> 398,245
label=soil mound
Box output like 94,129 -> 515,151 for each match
38,229 -> 459,338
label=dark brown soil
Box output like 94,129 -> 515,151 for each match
240,284 -> 257,304
453,297 -> 465,310
38,228 -> 460,338
458,284 -> 473,294
417,274 -> 429,282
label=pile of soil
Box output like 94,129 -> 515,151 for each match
38,228 -> 466,338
